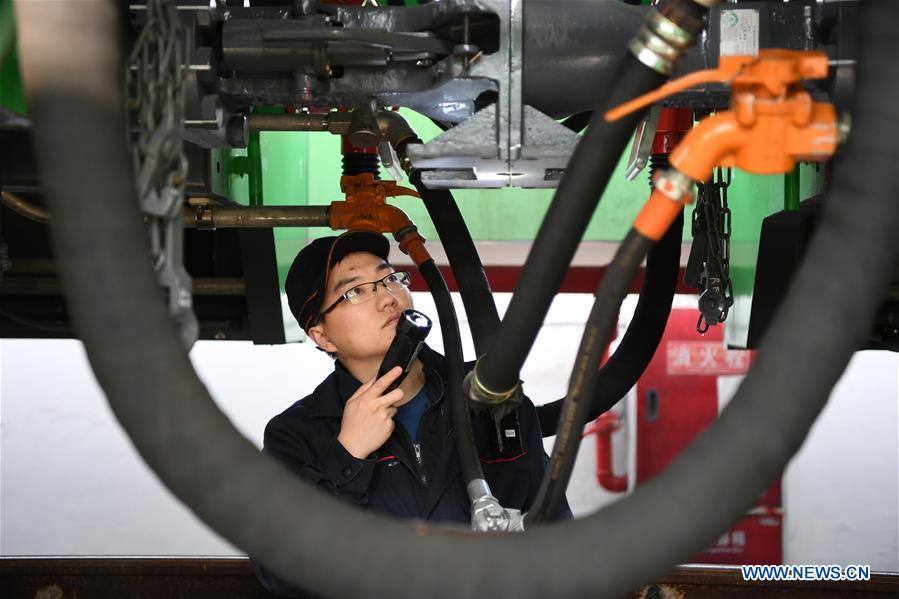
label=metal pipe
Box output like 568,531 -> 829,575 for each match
376,110 -> 418,157
247,113 -> 340,133
0,276 -> 247,296
193,278 -> 248,296
0,190 -> 331,230
1,190 -> 49,223
185,205 -> 331,229
247,109 -> 416,153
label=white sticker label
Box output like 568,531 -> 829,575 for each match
720,9 -> 759,56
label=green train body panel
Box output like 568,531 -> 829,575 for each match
0,0 -> 27,117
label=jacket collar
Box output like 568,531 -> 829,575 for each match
311,344 -> 446,420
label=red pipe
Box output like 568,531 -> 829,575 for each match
584,411 -> 628,493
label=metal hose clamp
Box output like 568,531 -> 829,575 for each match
654,168 -> 695,202
465,369 -> 525,420
629,0 -> 721,75
629,10 -> 692,75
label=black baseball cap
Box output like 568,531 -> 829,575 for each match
285,231 -> 391,331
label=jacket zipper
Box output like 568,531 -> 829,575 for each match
395,424 -> 428,487
414,442 -> 427,486
408,381 -> 447,487
395,373 -> 443,487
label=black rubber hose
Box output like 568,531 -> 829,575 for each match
342,152 -> 380,178
22,1 -> 897,597
472,57 -> 666,398
407,168 -> 501,357
528,228 -> 657,523
417,258 -> 486,488
405,141 -> 678,434
536,211 -> 681,436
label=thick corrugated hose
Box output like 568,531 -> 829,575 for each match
16,0 -> 896,596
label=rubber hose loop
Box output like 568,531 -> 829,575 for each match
418,259 -> 485,487
528,229 -> 656,523
411,169 -> 501,357
474,57 -> 666,399
536,212 -> 681,437
21,0 -> 895,596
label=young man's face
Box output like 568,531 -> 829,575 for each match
307,251 -> 413,362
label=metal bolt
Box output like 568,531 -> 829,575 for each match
838,112 -> 852,145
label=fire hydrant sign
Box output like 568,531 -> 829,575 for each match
666,341 -> 751,375
720,9 -> 759,57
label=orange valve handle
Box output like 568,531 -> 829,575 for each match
327,172 -> 432,265
605,50 -> 830,123
338,173 -> 420,201
330,201 -> 417,235
328,173 -> 420,232
613,50 -> 836,188
605,64 -> 744,123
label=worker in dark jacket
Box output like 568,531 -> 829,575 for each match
251,231 -> 569,596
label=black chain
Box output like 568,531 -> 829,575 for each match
689,168 -> 734,334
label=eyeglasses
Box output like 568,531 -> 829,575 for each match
318,271 -> 411,320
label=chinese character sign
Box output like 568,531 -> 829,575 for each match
666,341 -> 752,375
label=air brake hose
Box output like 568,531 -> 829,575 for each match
21,0 -> 897,597
527,228 -> 658,522
416,256 -> 488,495
470,63 -> 665,404
405,167 -> 501,356
401,138 -> 677,437
535,210 -> 681,437
402,233 -> 504,525
468,0 -> 713,407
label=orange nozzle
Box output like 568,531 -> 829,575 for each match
634,188 -> 691,242
398,230 -> 432,267
622,50 -> 835,245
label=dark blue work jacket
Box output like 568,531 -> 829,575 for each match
252,345 -> 569,596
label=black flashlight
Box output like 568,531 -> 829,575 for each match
377,309 -> 432,393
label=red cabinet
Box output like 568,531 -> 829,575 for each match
592,308 -> 781,564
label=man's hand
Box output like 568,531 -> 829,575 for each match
337,366 -> 404,459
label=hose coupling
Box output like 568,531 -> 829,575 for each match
348,101 -> 381,149
635,168 -> 694,241
629,0 -> 718,75
468,479 -> 525,533
653,168 -> 694,202
463,366 -> 523,411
